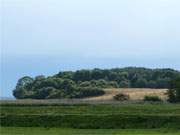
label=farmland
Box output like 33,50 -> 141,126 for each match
1,127 -> 180,135
0,88 -> 168,106
85,88 -> 168,101
1,88 -> 180,134
1,103 -> 180,129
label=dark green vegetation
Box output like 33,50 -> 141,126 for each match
167,77 -> 180,103
1,104 -> 180,129
113,93 -> 130,101
143,96 -> 162,102
1,127 -> 180,135
13,67 -> 180,99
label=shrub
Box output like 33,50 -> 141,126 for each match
2,114 -> 180,129
167,77 -> 180,103
113,93 -> 130,101
143,96 -> 162,102
74,87 -> 105,98
167,89 -> 177,103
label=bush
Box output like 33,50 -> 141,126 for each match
167,89 -> 177,103
74,87 -> 105,98
113,93 -> 130,101
2,114 -> 180,129
143,96 -> 162,102
167,77 -> 180,103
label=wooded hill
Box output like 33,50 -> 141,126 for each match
13,67 -> 180,99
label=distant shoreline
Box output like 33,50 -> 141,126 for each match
0,97 -> 15,100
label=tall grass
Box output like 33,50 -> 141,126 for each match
1,104 -> 180,129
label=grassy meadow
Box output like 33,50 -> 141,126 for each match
1,127 -> 180,135
1,88 -> 180,134
1,104 -> 180,129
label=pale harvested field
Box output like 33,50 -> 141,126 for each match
0,89 -> 168,105
84,88 -> 168,101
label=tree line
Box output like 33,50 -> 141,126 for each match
13,67 -> 180,99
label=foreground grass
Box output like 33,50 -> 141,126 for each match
1,127 -> 180,135
1,104 -> 180,129
2,104 -> 180,115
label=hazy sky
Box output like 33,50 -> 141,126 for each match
1,0 -> 180,97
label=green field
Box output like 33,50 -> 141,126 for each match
1,104 -> 180,129
2,104 -> 180,115
1,127 -> 180,135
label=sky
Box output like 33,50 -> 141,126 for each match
1,0 -> 180,97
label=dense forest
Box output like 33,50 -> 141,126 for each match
13,67 -> 180,99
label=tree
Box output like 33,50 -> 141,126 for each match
56,71 -> 74,79
79,81 -> 91,87
16,76 -> 34,89
73,70 -> 91,81
13,88 -> 28,99
147,80 -> 157,88
91,69 -> 103,80
119,80 -> 130,88
34,87 -> 56,99
13,67 -> 180,99
34,75 -> 46,81
108,72 -> 118,81
167,77 -> 180,103
61,79 -> 77,96
13,76 -> 34,99
167,89 -> 177,103
134,78 -> 147,88
74,87 -> 105,98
